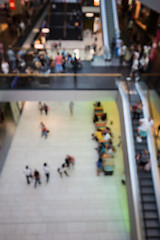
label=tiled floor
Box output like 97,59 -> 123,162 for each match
0,100 -> 130,240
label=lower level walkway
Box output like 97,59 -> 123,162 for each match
0,100 -> 129,240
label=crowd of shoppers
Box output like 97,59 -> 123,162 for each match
92,102 -> 116,176
0,46 -> 83,74
112,37 -> 152,78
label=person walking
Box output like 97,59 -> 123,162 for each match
55,52 -> 63,73
34,169 -> 41,188
57,167 -> 63,178
38,102 -> 43,114
61,163 -> 69,177
43,104 -> 49,115
7,45 -> 16,72
66,154 -> 75,168
43,163 -> 50,183
40,123 -> 49,139
23,165 -> 33,184
69,102 -> 74,114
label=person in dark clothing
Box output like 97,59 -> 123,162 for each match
43,104 -> 49,115
94,102 -> 101,107
61,163 -> 69,177
111,37 -> 116,57
96,157 -> 103,176
136,149 -> 150,168
65,156 -> 70,168
101,113 -> 107,121
72,55 -> 78,73
157,124 -> 160,137
93,113 -> 99,123
34,170 -> 41,188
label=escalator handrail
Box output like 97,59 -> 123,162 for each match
111,0 -> 120,38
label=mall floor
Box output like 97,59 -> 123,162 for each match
0,100 -> 130,240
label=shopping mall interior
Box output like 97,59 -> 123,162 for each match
0,0 -> 160,240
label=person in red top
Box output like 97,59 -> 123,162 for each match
55,52 -> 63,73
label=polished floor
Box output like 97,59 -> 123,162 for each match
0,100 -> 129,240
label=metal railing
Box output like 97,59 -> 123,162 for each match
138,81 -> 160,164
0,73 -> 122,90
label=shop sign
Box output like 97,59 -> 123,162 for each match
9,0 -> 16,10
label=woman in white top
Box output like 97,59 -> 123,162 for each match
1,59 -> 9,73
43,163 -> 50,183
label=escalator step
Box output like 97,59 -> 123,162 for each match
142,195 -> 155,202
139,171 -> 152,179
140,179 -> 153,186
135,144 -> 148,151
141,187 -> 154,194
146,228 -> 160,238
133,126 -> 138,131
145,220 -> 160,228
144,211 -> 158,219
143,203 -> 157,211
147,238 -> 160,240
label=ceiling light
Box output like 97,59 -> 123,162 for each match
85,13 -> 94,18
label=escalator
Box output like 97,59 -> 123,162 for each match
100,0 -> 120,60
117,80 -> 160,240
128,81 -> 160,240
104,0 -> 115,46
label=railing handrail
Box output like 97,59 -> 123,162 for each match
0,73 -> 122,77
138,81 -> 160,163
142,73 -> 160,77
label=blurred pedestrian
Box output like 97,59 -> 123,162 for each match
43,163 -> 50,183
61,163 -> 69,177
38,101 -> 43,114
42,125 -> 48,139
1,59 -> 9,73
7,45 -> 16,72
23,165 -> 33,184
34,169 -> 41,188
96,157 -> 103,176
55,52 -> 63,73
69,102 -> 74,114
157,124 -> 160,137
0,42 -> 4,60
43,104 -> 49,115
57,167 -> 63,178
66,154 -> 75,168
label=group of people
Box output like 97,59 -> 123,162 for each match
23,158 -> 75,187
132,100 -> 154,171
23,163 -> 50,188
0,45 -> 27,73
38,102 -> 49,115
111,36 -> 152,78
92,102 -> 116,176
57,155 -> 75,178
0,44 -> 82,75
